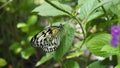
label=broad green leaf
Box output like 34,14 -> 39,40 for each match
32,1 -> 72,16
54,23 -> 75,60
101,45 -> 119,55
35,52 -> 54,67
21,47 -> 35,59
86,33 -> 112,57
0,58 -> 7,67
87,11 -> 103,22
63,60 -> 79,68
87,61 -> 106,68
27,15 -> 37,26
78,0 -> 112,22
78,0 -> 98,20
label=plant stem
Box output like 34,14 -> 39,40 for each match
117,45 -> 120,67
97,0 -> 109,20
84,53 -> 92,68
0,0 -> 13,9
74,17 -> 86,48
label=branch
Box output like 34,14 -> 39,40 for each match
0,0 -> 13,9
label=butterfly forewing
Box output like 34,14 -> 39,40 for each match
30,25 -> 62,52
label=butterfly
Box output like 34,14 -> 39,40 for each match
30,24 -> 62,52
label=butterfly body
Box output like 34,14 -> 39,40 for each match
31,24 -> 62,52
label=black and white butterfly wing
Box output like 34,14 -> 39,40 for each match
30,30 -> 45,47
30,25 -> 62,52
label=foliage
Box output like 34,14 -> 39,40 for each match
0,0 -> 120,68
86,33 -> 112,57
0,58 -> 7,67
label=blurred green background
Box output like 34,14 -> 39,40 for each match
1,0 -> 120,68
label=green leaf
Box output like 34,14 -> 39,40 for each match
115,65 -> 120,68
78,0 -> 98,19
54,23 -> 75,60
27,15 -> 37,26
102,0 -> 120,14
21,26 -> 29,33
78,0 -> 112,22
66,40 -> 84,59
74,41 -> 83,48
110,3 -> 119,15
91,0 -> 112,14
0,58 -> 7,67
63,60 -> 79,68
17,22 -> 29,33
87,61 -> 106,68
49,1 -> 72,13
32,1 -> 72,16
87,11 -> 103,22
101,45 -> 119,55
66,51 -> 83,59
17,22 -> 27,28
78,0 -> 87,6
35,52 -> 54,67
9,42 -> 22,54
86,33 -> 112,57
21,47 -> 35,59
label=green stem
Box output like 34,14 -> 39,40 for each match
74,17 -> 86,48
117,45 -> 120,67
97,0 -> 109,20
0,0 -> 13,9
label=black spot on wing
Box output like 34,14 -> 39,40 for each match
42,31 -> 46,37
47,28 -> 52,34
42,46 -> 57,52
